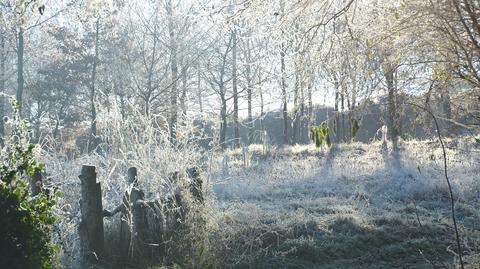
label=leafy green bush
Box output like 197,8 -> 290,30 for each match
0,102 -> 58,269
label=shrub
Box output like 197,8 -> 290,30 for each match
0,102 -> 58,269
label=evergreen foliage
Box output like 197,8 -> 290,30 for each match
0,101 -> 58,269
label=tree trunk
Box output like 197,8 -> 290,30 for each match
441,86 -> 452,133
245,36 -> 253,145
247,86 -> 253,144
34,105 -> 41,143
280,0 -> 288,146
334,76 -> 341,142
17,27 -> 24,112
181,65 -> 187,117
197,63 -> 203,113
300,81 -> 306,143
259,72 -> 264,117
350,79 -> 357,142
259,71 -> 265,135
144,96 -> 150,117
0,32 -> 6,144
145,23 -> 158,117
218,45 -> 229,149
292,60 -> 299,145
281,49 -> 288,146
167,0 -> 178,144
232,27 -> 240,148
341,84 -> 346,142
385,66 -> 399,151
307,77 -> 313,140
220,93 -> 227,148
89,18 -> 100,151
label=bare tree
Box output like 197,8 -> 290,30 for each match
231,19 -> 240,148
204,34 -> 234,148
166,0 -> 178,143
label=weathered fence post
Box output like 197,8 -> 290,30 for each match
127,166 -> 137,184
78,165 -> 104,266
187,167 -> 203,203
128,166 -> 148,263
119,167 -> 146,265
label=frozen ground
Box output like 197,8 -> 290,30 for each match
207,139 -> 480,268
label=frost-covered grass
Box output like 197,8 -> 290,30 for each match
206,138 -> 480,268
38,129 -> 480,268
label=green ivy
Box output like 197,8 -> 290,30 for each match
310,122 -> 332,148
311,119 -> 360,147
0,100 -> 58,269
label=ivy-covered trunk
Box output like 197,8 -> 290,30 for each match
385,66 -> 399,151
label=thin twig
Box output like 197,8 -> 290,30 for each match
408,101 -> 464,269
411,199 -> 423,228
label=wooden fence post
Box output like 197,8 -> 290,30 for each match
114,166 -> 150,265
127,166 -> 137,183
187,167 -> 203,203
128,166 -> 147,262
78,165 -> 104,266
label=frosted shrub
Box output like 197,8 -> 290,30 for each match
38,103 -> 211,268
